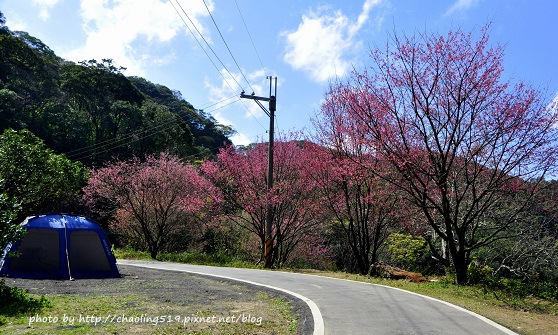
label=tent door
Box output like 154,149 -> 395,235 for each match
69,230 -> 112,271
8,229 -> 60,272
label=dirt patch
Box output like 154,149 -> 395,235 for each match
3,264 -> 312,334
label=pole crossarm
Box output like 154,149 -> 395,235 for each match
240,91 -> 271,117
240,91 -> 270,102
255,100 -> 270,117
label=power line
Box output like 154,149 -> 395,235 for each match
67,98 -> 242,162
234,0 -> 265,73
169,0 -> 266,131
231,2 -> 274,135
202,0 -> 255,94
199,95 -> 266,131
64,94 -> 238,158
200,96 -> 265,133
197,94 -> 237,110
171,0 -> 243,90
275,117 -> 280,134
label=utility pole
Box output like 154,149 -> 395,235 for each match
240,76 -> 277,268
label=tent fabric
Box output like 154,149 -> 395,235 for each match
0,215 -> 120,279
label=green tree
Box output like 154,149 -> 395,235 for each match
135,100 -> 193,157
0,32 -> 60,131
0,88 -> 22,130
0,129 -> 88,220
129,76 -> 233,157
386,233 -> 429,272
0,191 -> 22,249
473,180 -> 558,281
60,59 -> 144,164
0,11 -> 9,35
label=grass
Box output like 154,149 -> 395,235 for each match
1,291 -> 297,334
114,249 -> 558,335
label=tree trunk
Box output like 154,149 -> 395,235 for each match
454,261 -> 468,285
257,235 -> 266,265
451,249 -> 469,285
358,257 -> 369,275
150,248 -> 158,260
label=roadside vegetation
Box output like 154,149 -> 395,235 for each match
114,248 -> 258,269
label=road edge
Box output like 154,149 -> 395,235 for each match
374,283 -> 519,335
118,260 -> 325,335
276,270 -> 519,335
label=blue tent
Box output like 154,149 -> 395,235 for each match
0,215 -> 120,279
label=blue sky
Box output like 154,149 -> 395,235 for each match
1,0 -> 557,145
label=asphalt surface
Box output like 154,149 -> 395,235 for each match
117,259 -> 517,335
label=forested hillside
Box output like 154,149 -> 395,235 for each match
0,18 -> 232,166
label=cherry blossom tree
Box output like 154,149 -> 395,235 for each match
201,137 -> 327,267
83,153 -> 217,259
304,139 -> 411,274
319,26 -> 558,284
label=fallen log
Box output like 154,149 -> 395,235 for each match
369,262 -> 427,283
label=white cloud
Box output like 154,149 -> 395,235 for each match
444,0 -> 481,16
64,0 -> 212,76
4,13 -> 28,31
282,0 -> 382,83
230,133 -> 253,146
207,107 -> 253,146
33,0 -> 60,20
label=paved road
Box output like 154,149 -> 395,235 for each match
117,259 -> 516,335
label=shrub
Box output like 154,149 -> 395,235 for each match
467,263 -> 497,286
0,280 -> 50,321
467,262 -> 558,301
385,233 -> 443,274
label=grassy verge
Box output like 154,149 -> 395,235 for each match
1,291 -> 297,334
114,248 -> 259,269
